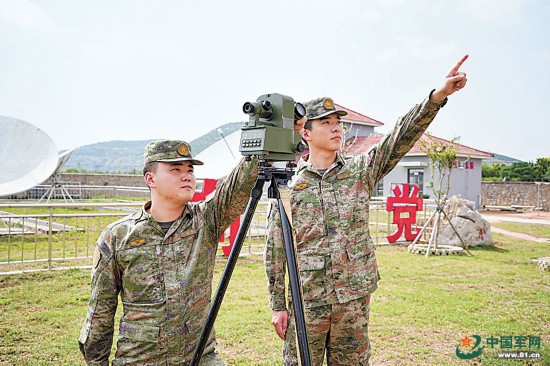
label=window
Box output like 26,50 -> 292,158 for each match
374,180 -> 384,197
407,168 -> 424,195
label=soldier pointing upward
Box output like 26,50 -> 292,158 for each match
265,55 -> 468,365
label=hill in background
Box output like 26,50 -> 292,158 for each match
482,152 -> 523,166
63,122 -> 242,173
63,120 -> 523,173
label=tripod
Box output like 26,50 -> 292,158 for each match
190,165 -> 312,366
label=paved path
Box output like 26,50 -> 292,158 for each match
482,211 -> 550,226
490,226 -> 549,243
481,211 -> 550,242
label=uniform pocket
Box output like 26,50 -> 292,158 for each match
346,242 -> 373,262
346,243 -> 379,291
298,255 -> 327,301
117,245 -> 165,304
119,321 -> 160,342
291,186 -> 324,242
172,228 -> 199,265
115,321 -> 161,363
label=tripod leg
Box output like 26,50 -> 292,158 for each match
39,186 -> 51,203
277,196 -> 312,366
190,177 -> 266,366
61,185 -> 75,203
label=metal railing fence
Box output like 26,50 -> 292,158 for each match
0,202 -> 142,274
0,200 -> 437,275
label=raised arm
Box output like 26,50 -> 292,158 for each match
361,55 -> 470,190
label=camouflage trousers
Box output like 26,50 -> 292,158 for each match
283,296 -> 371,366
109,350 -> 226,365
199,351 -> 226,366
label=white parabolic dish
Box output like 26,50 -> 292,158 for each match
194,131 -> 241,180
0,116 -> 59,196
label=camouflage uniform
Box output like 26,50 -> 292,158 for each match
265,93 -> 447,365
79,140 -> 258,365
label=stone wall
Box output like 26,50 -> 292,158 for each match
0,173 -> 149,200
46,173 -> 147,188
48,176 -> 550,211
481,181 -> 550,211
8,173 -> 550,211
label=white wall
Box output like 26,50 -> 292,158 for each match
379,156 -> 483,208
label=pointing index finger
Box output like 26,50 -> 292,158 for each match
450,54 -> 469,74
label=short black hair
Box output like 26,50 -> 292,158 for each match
143,161 -> 159,176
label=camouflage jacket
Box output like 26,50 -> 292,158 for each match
265,94 -> 446,310
79,158 -> 258,366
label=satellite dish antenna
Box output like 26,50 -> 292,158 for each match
39,149 -> 79,202
0,116 -> 59,196
55,149 -> 75,173
194,130 -> 240,180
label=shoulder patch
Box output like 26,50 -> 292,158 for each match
98,241 -> 112,257
337,172 -> 351,180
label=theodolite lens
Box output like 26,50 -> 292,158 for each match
294,102 -> 306,119
243,102 -> 255,115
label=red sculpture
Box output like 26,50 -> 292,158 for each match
385,183 -> 423,243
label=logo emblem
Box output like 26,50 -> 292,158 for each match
177,143 -> 189,156
323,98 -> 334,110
456,334 -> 484,359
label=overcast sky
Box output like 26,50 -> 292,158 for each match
1,0 -> 548,162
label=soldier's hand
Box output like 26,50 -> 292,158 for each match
294,116 -> 307,136
430,54 -> 469,103
272,310 -> 289,340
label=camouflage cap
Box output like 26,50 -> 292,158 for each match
304,97 -> 348,120
144,140 -> 204,166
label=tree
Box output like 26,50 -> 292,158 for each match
340,122 -> 360,158
415,134 -> 470,256
419,134 -> 460,204
481,163 -> 505,181
536,158 -> 550,181
494,158 -> 550,182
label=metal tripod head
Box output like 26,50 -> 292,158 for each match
257,161 -> 297,199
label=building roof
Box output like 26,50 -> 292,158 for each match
335,103 -> 384,127
347,134 -> 494,159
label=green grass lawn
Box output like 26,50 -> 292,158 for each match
0,232 -> 548,365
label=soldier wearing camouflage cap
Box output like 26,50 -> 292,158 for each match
266,55 -> 469,365
304,96 -> 348,120
79,139 -> 259,365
